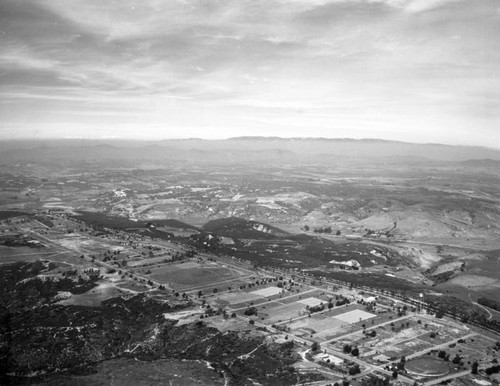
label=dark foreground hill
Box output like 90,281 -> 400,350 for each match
0,261 -> 320,385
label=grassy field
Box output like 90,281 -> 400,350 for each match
148,261 -> 246,290
215,291 -> 263,306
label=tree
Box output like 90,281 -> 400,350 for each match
348,364 -> 361,375
343,344 -> 352,354
392,371 -> 398,379
351,347 -> 359,357
471,362 -> 479,374
244,307 -> 257,316
311,342 -> 320,352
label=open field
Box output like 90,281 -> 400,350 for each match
334,309 -> 376,323
260,302 -> 310,324
214,291 -> 262,305
147,261 -> 249,290
297,297 -> 324,307
0,246 -> 55,263
127,254 -> 173,267
285,304 -> 384,340
251,286 -> 283,297
290,315 -> 348,339
406,357 -> 450,376
0,244 -> 93,266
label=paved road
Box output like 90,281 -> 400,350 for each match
424,370 -> 472,386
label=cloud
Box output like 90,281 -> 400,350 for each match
0,0 -> 499,147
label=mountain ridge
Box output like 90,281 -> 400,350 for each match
0,137 -> 499,162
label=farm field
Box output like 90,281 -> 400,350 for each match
214,286 -> 315,311
285,304 -> 374,334
214,291 -> 263,306
259,302 -> 310,324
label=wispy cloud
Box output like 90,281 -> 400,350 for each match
0,0 -> 499,147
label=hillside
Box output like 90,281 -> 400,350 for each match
202,217 -> 289,240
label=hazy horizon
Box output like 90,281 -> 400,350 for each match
1,0 -> 499,148
0,135 -> 499,151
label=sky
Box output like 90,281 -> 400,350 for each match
0,0 -> 499,147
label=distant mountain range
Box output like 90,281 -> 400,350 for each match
0,137 -> 499,163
